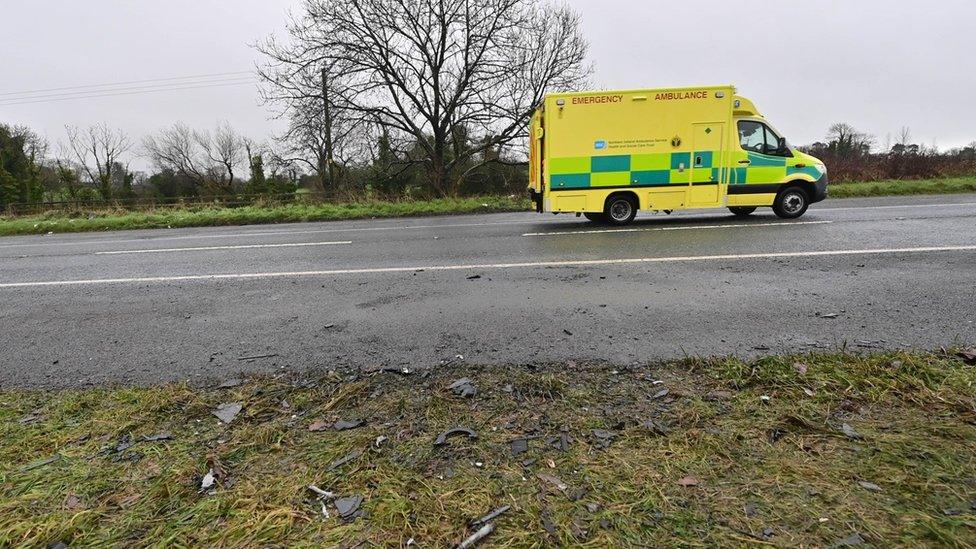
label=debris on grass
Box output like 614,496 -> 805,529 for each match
537,473 -> 570,496
470,505 -> 511,527
447,378 -> 477,398
678,476 -> 700,487
328,449 -> 363,471
334,419 -> 364,431
841,423 -> 863,439
434,427 -> 478,446
3,351 -> 975,546
200,469 -> 216,492
212,403 -> 243,424
19,454 -> 61,472
457,522 -> 494,549
957,348 -> 976,364
509,438 -> 528,457
140,432 -> 173,442
334,495 -> 364,522
832,532 -> 866,546
858,481 -> 883,492
650,388 -> 669,400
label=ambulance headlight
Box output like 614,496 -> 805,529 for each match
816,162 -> 827,174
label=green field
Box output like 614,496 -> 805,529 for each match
2,351 -> 974,546
0,177 -> 974,237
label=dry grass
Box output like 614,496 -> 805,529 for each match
1,351 -> 974,546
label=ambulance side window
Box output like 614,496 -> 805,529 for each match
738,121 -> 764,152
761,126 -> 792,157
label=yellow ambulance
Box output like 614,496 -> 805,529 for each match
527,85 -> 827,225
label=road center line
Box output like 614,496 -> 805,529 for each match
3,245 -> 975,289
523,220 -> 832,237
93,241 -> 353,255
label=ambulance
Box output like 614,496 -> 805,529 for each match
527,85 -> 828,225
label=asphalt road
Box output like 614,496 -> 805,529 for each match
2,193 -> 975,389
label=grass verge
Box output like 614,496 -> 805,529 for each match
2,351 -> 975,546
829,177 -> 976,198
0,195 -> 531,237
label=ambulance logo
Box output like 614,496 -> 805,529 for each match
671,136 -> 682,148
594,140 -> 607,150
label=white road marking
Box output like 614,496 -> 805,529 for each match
522,220 -> 832,237
2,245 -> 975,289
93,241 -> 352,255
0,220 -> 540,250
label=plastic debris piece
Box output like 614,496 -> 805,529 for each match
470,505 -> 511,527
335,495 -> 364,521
213,403 -> 243,424
841,423 -> 862,439
434,427 -> 478,446
457,522 -> 494,549
328,449 -> 363,471
334,419 -> 364,431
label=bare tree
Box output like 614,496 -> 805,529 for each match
143,123 -> 208,189
65,124 -> 130,199
196,122 -> 246,193
257,0 -> 590,196
143,122 -> 249,194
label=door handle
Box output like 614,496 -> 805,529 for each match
738,160 -> 751,165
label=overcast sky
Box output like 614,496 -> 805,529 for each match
2,0 -> 974,168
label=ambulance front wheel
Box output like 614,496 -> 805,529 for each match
604,194 -> 638,225
773,186 -> 810,219
728,206 -> 757,217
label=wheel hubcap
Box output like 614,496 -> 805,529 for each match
610,200 -> 632,220
783,193 -> 804,214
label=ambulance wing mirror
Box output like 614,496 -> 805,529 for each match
777,137 -> 792,156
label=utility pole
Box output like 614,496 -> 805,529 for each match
321,67 -> 335,191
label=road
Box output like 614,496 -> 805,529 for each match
1,193 -> 975,388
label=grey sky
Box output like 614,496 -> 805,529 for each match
2,0 -> 974,168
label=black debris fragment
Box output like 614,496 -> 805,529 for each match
334,419 -> 364,431
640,419 -> 670,436
466,275 -> 482,280
650,389 -> 669,400
832,532 -> 865,547
434,427 -> 478,446
334,495 -> 365,521
510,438 -> 529,457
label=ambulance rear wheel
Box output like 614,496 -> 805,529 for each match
773,187 -> 809,219
604,195 -> 638,226
728,206 -> 757,217
583,213 -> 607,223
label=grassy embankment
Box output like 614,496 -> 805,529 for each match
0,177 -> 974,237
2,351 -> 974,546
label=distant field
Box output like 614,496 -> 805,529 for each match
2,351 -> 974,546
0,177 -> 974,236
